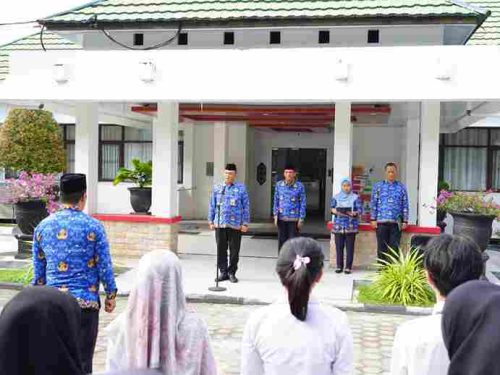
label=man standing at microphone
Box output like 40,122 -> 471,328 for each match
208,163 -> 250,283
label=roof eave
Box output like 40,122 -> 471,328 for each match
39,14 -> 482,32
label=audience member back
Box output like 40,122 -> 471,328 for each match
241,237 -> 353,375
442,280 -> 500,375
0,286 -> 84,375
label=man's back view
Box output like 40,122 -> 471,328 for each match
32,173 -> 117,374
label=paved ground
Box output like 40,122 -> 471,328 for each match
0,289 -> 412,375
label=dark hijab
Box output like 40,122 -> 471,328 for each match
442,280 -> 500,375
0,286 -> 84,375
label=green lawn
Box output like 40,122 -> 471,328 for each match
0,268 -> 32,284
0,266 -> 130,285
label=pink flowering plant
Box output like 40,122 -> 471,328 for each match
435,190 -> 500,218
0,172 -> 61,213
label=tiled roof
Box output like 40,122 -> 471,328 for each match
467,0 -> 500,44
0,31 -> 81,80
40,0 -> 484,25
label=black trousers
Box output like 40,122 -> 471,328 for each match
215,228 -> 242,275
80,308 -> 99,374
278,220 -> 299,252
376,223 -> 402,263
334,233 -> 356,270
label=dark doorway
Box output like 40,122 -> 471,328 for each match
271,148 -> 327,217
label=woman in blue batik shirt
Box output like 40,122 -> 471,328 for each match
331,178 -> 361,274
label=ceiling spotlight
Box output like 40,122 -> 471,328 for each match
139,61 -> 156,83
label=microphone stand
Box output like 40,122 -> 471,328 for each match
209,185 -> 227,292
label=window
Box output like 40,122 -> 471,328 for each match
440,128 -> 500,191
270,31 -> 281,45
99,125 -> 152,181
368,29 -> 380,44
98,125 -> 184,184
224,31 -> 235,45
319,30 -> 330,44
60,124 -> 75,173
133,33 -> 144,46
178,32 -> 188,46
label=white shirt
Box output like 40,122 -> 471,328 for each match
241,298 -> 353,375
390,301 -> 449,375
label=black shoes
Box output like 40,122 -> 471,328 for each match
215,273 -> 238,283
344,269 -> 352,275
229,274 -> 239,283
335,268 -> 343,274
215,273 -> 229,282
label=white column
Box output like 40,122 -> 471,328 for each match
151,101 -> 179,217
333,102 -> 353,195
228,122 -> 248,184
213,122 -> 229,178
405,103 -> 420,225
418,102 -> 440,227
75,102 -> 99,214
178,122 -> 195,218
182,122 -> 195,190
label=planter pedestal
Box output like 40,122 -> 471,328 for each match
437,210 -> 447,233
12,226 -> 32,259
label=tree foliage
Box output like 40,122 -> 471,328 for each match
0,108 -> 65,173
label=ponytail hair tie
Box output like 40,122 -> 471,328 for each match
293,255 -> 311,270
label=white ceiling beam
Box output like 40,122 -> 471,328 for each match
1,46 -> 500,102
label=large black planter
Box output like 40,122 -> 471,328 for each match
450,211 -> 496,252
14,200 -> 48,236
128,187 -> 152,214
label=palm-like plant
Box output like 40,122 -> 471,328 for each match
369,247 -> 435,306
113,159 -> 152,188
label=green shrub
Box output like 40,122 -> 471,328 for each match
0,108 -> 65,173
358,247 -> 436,307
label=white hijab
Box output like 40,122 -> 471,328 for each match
105,250 -> 216,375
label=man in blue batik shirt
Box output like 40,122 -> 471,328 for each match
208,163 -> 250,283
32,173 -> 117,374
273,164 -> 307,252
370,163 -> 410,263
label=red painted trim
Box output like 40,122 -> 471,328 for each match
131,104 -> 391,115
326,222 -> 440,234
182,114 -> 334,122
93,214 -> 182,224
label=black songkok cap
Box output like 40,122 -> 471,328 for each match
225,163 -> 237,172
60,173 -> 87,194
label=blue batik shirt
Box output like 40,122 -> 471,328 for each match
273,180 -> 307,221
370,180 -> 409,223
32,208 -> 117,310
331,196 -> 362,233
208,182 -> 250,229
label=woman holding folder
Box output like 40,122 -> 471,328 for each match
331,178 -> 361,274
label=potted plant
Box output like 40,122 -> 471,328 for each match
0,172 -> 60,234
437,190 -> 500,252
113,159 -> 152,214
0,109 -> 65,250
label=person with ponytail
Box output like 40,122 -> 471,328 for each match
241,237 -> 353,375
